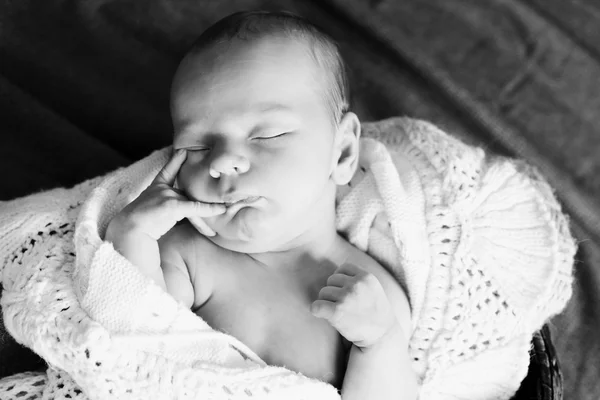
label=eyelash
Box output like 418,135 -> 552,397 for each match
253,132 -> 289,141
186,132 -> 289,152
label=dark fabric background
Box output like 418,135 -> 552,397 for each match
1,1 -> 599,398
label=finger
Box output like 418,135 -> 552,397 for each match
153,149 -> 187,186
326,273 -> 354,288
172,200 -> 227,219
318,286 -> 344,302
188,217 -> 216,237
310,299 -> 336,320
335,262 -> 363,277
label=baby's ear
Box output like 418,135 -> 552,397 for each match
330,112 -> 361,185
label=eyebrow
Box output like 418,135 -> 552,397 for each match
254,102 -> 294,114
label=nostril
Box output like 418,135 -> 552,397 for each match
209,168 -> 221,179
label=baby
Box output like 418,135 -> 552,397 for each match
105,10 -> 416,399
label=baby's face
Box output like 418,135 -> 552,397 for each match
170,37 -> 339,253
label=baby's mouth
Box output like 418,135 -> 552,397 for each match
213,196 -> 261,208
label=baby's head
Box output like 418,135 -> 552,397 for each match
171,10 -> 361,253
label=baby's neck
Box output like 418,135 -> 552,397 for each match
248,192 -> 348,270
248,228 -> 350,271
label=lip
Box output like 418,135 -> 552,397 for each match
211,196 -> 261,208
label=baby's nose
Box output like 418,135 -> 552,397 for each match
209,152 -> 250,177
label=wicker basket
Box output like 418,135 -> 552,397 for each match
511,325 -> 562,400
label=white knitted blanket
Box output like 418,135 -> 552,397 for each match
0,118 -> 575,400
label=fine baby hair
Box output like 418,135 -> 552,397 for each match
186,10 -> 350,127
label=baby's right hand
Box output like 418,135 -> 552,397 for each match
106,149 -> 226,241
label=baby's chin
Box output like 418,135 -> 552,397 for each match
206,206 -> 273,252
209,234 -> 266,253
209,228 -> 276,254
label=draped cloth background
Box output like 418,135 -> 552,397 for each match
1,1 -> 599,399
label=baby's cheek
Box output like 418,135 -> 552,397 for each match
175,162 -> 190,188
177,162 -> 203,196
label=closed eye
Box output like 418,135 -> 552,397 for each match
186,146 -> 210,152
253,132 -> 290,141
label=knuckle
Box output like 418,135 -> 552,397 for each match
343,262 -> 359,272
153,182 -> 169,191
347,262 -> 360,270
336,264 -> 350,274
318,287 -> 328,298
344,284 -> 358,298
148,184 -> 165,197
161,197 -> 179,209
327,274 -> 340,286
155,170 -> 168,181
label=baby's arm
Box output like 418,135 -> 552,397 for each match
158,225 -> 216,309
343,324 -> 416,399
158,230 -> 195,308
104,221 -> 195,308
311,263 -> 417,399
106,220 -> 204,309
105,149 -> 224,304
105,222 -> 167,291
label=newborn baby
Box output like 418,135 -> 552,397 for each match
106,10 -> 416,399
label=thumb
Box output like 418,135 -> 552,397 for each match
188,216 -> 216,237
311,300 -> 335,320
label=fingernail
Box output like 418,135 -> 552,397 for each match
177,148 -> 185,156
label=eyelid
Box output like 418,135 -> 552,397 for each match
253,131 -> 290,140
185,146 -> 210,152
177,131 -> 292,151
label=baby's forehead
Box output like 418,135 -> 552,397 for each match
177,37 -> 329,94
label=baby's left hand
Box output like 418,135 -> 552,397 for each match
311,263 -> 397,349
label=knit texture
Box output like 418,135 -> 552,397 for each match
0,117 -> 575,399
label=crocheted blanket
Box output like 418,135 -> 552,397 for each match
0,118 -> 575,400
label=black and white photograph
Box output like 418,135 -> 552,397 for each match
1,1 -> 598,399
